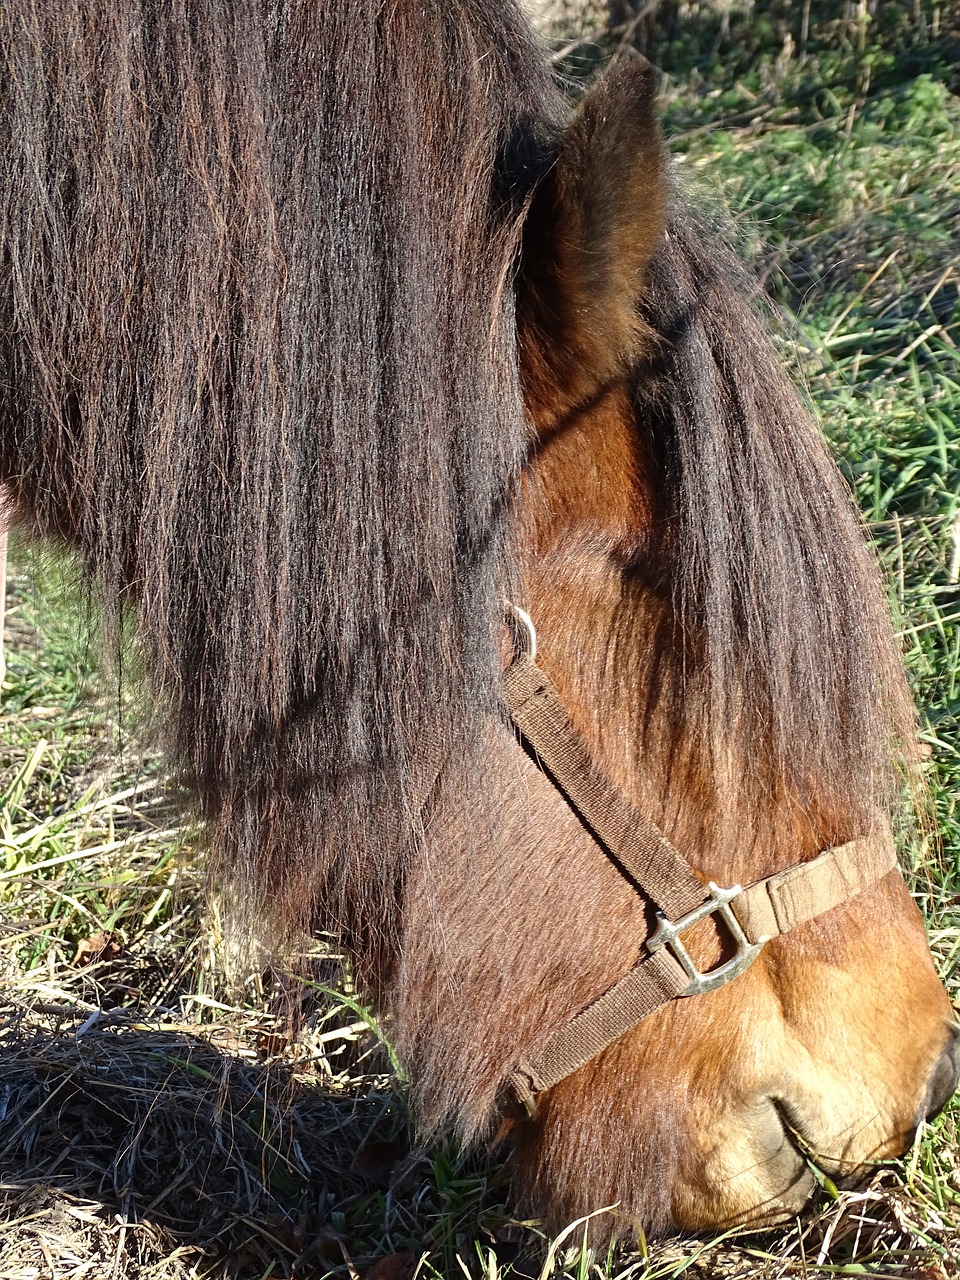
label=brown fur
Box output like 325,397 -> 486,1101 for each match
1,2 -> 953,1243
518,61 -> 667,427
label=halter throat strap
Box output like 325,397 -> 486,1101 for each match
500,649 -> 896,1110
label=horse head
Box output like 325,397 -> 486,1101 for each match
394,60 -> 958,1236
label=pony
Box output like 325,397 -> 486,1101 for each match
0,0 -> 956,1240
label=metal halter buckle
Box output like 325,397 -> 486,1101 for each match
648,882 -> 767,996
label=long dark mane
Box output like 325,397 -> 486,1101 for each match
631,206 -> 917,857
0,0 -> 917,999
0,0 -> 561,966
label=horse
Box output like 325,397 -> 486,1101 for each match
0,0 -> 956,1242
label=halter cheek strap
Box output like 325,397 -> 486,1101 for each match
500,646 -> 897,1112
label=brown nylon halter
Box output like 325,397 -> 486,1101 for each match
499,607 -> 897,1114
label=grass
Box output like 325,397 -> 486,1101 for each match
2,4 -> 960,1277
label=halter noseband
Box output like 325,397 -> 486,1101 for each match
500,607 -> 896,1115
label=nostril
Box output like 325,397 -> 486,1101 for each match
923,1023 -> 960,1123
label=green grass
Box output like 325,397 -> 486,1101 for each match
0,545 -> 188,976
2,6 -> 960,1277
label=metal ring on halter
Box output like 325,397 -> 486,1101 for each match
506,603 -> 537,663
647,881 -> 768,997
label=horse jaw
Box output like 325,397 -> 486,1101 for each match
396,728 -> 955,1238
510,861 -> 955,1237
669,872 -> 954,1229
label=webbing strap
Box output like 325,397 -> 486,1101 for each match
502,653 -> 705,921
733,837 -> 897,941
509,837 -> 896,1101
501,649 -> 899,1110
505,948 -> 689,1103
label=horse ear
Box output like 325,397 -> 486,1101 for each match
517,60 -> 667,426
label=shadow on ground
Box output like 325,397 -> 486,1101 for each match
0,1012 -> 489,1280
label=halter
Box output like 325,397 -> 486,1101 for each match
500,607 -> 897,1114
